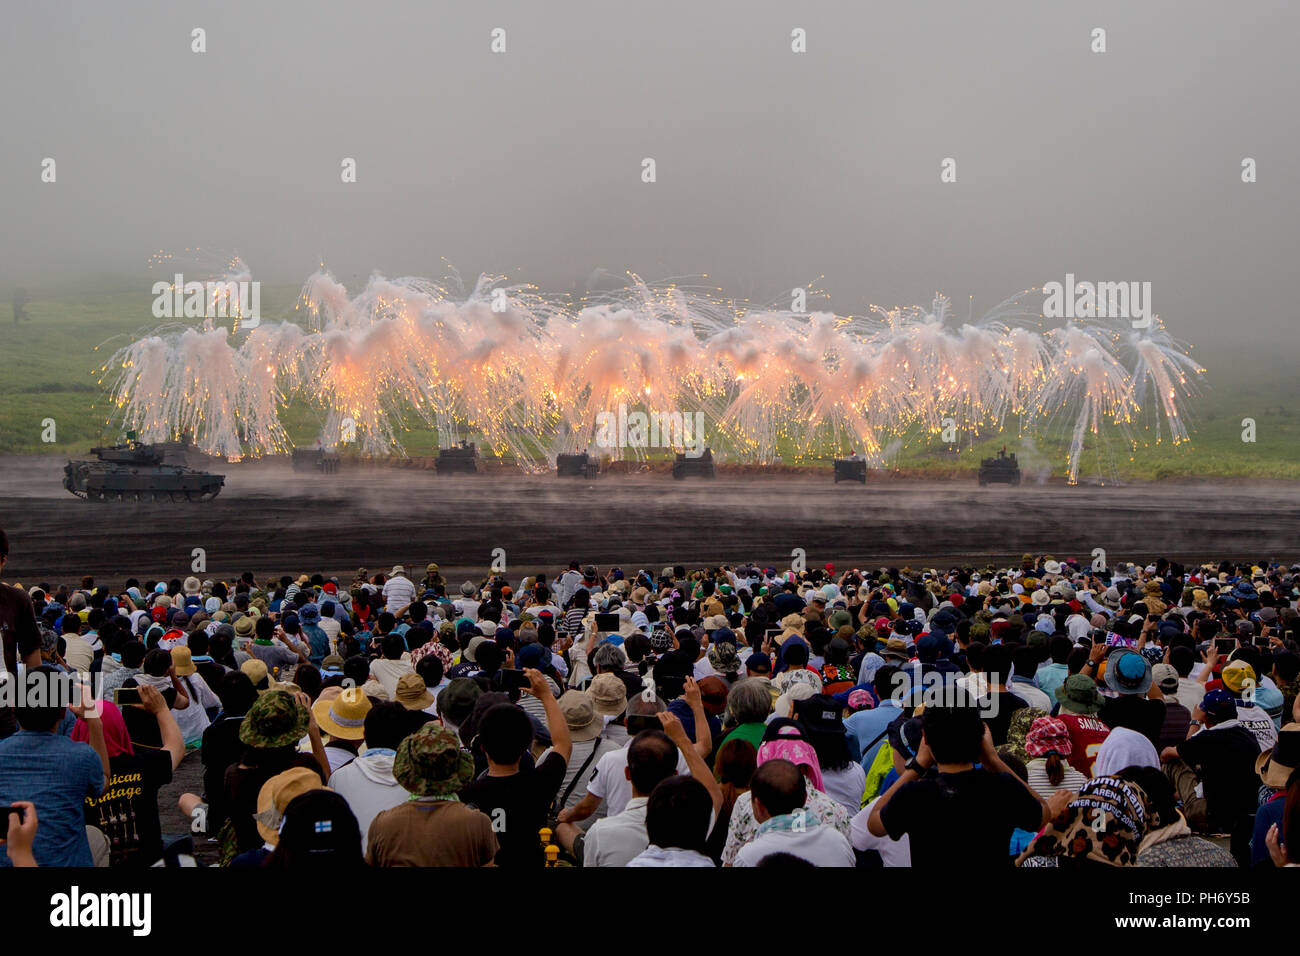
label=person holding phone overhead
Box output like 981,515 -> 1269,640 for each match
76,684 -> 184,867
458,668 -> 571,867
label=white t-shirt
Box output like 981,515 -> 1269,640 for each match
583,797 -> 649,867
626,845 -> 715,867
1235,703 -> 1279,752
849,797 -> 911,867
733,824 -> 855,867
587,745 -> 688,817
821,763 -> 867,814
382,576 -> 416,613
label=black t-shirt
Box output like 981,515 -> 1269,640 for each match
1097,695 -> 1166,749
1176,724 -> 1260,832
880,768 -> 1042,866
201,715 -> 246,828
83,748 -> 174,867
0,585 -> 39,738
984,689 -> 1031,745
0,583 -> 39,675
460,751 -> 568,867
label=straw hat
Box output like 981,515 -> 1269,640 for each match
170,645 -> 197,677
588,673 -> 628,717
1257,724 -> 1300,789
394,673 -> 436,711
312,687 -> 372,740
254,768 -> 328,845
558,690 -> 604,742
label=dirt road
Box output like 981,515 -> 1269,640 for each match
3,456 -> 1299,582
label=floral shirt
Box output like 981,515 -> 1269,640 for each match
722,786 -> 851,866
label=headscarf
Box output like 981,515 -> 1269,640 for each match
71,700 -> 135,758
756,726 -> 825,794
1016,775 -> 1149,867
1093,727 -> 1159,777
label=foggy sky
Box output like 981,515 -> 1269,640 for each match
2,0 -> 1297,348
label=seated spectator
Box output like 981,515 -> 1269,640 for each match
77,687 -> 184,867
0,667 -> 108,867
627,774 -> 717,866
267,789 -> 364,868
328,701 -> 412,852
722,725 -> 852,865
366,724 -> 499,867
1160,688 -> 1261,864
221,690 -> 329,859
229,766 -> 323,868
733,759 -> 855,867
1024,717 -> 1088,799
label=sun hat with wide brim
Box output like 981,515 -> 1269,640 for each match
1103,648 -> 1152,696
588,672 -> 628,717
1257,723 -> 1300,789
558,690 -> 605,742
312,686 -> 372,740
254,768 -> 328,845
240,689 -> 310,748
393,724 -> 474,797
394,673 -> 436,711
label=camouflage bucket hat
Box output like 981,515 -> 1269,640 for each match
393,723 -> 474,797
239,689 -> 310,749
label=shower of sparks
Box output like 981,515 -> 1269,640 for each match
106,268 -> 1203,482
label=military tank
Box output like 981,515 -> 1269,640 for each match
556,452 -> 599,478
672,447 -> 715,479
833,457 -> 867,484
292,447 -> 341,474
435,441 -> 480,475
977,447 -> 1021,486
63,443 -> 226,502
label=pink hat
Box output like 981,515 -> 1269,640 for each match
757,729 -> 825,794
1024,716 -> 1073,758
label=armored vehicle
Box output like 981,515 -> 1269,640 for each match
671,447 -> 715,479
292,447 -> 341,474
556,452 -> 599,478
64,443 -> 225,501
978,448 -> 1021,486
833,457 -> 867,484
435,441 -> 480,475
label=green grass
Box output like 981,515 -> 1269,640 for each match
2,285 -> 1297,479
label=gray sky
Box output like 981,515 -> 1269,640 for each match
2,0 -> 1297,347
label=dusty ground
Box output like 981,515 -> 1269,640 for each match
3,455 -> 1299,582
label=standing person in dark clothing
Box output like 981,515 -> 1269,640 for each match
0,529 -> 41,740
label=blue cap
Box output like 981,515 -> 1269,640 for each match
517,643 -> 548,669
1201,688 -> 1237,722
